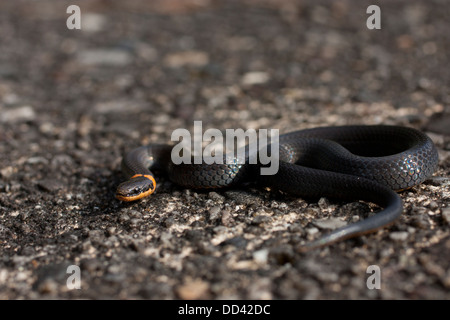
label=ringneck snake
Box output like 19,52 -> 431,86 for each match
116,125 -> 438,251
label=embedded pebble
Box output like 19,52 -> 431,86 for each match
208,206 -> 221,221
306,227 -> 319,236
251,215 -> 272,225
317,197 -> 331,210
176,279 -> 210,300
221,210 -> 234,226
163,51 -> 209,68
241,72 -> 270,85
389,231 -> 409,242
253,249 -> 269,264
442,208 -> 450,225
313,217 -> 347,230
0,106 -> 35,123
77,49 -> 132,66
37,179 -> 64,192
208,192 -> 225,202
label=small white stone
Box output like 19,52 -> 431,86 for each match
389,231 -> 409,241
0,106 -> 35,123
241,72 -> 270,85
313,217 -> 347,230
253,249 -> 269,264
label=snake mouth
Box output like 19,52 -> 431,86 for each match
116,175 -> 156,202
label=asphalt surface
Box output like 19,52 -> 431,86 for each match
0,0 -> 449,300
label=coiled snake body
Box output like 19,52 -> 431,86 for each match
116,125 -> 438,250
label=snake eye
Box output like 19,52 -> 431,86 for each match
116,175 -> 156,201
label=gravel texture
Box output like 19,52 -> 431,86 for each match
0,0 -> 449,299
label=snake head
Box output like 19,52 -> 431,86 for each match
116,174 -> 156,201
